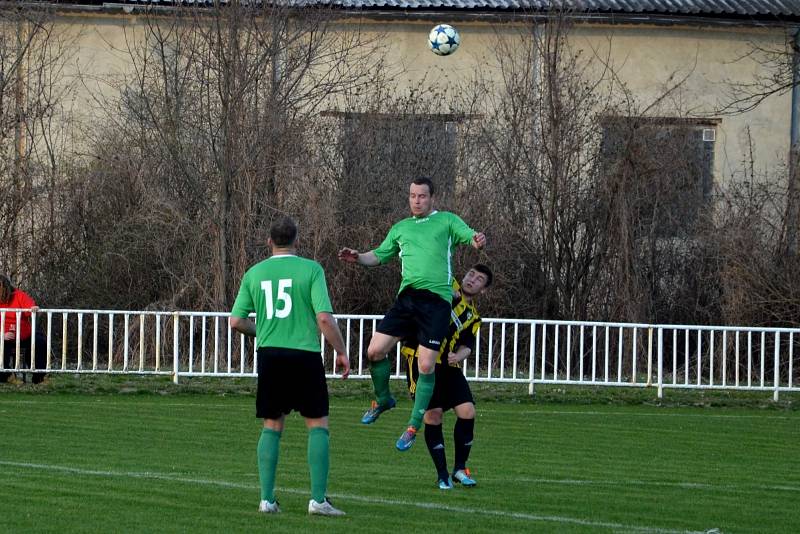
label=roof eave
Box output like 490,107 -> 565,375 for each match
17,2 -> 800,28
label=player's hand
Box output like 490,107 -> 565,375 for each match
447,351 -> 461,365
336,352 -> 350,379
337,248 -> 359,263
472,232 -> 486,249
3,331 -> 15,341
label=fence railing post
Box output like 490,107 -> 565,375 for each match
5,310 -> 800,399
773,331 -> 780,402
0,311 -> 5,371
646,327 -> 653,387
528,322 -> 536,396
657,327 -> 663,399
173,312 -> 180,384
31,311 -> 37,372
15,312 -> 22,370
46,311 -> 53,371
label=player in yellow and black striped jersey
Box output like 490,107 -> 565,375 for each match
401,264 -> 492,490
402,282 -> 481,393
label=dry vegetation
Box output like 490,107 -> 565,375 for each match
1,4 -> 799,334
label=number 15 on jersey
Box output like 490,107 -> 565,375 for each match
261,279 -> 293,319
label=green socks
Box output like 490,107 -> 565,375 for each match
369,357 -> 393,406
257,428 -> 281,502
259,426 -> 330,504
307,427 -> 330,503
408,371 -> 435,429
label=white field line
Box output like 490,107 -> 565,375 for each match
478,409 -> 798,420
0,460 -> 712,534
512,477 -> 800,493
0,399 -> 795,421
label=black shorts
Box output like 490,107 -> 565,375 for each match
405,356 -> 475,412
377,288 -> 451,351
256,347 -> 329,420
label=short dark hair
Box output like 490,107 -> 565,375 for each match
270,216 -> 298,247
411,177 -> 434,196
0,275 -> 14,304
472,263 -> 493,287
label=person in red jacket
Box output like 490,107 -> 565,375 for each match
0,275 -> 47,384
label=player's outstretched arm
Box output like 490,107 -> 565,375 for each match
337,248 -> 380,267
317,312 -> 350,379
472,232 -> 487,250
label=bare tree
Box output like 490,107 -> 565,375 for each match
719,31 -> 798,115
73,2 -> 385,311
0,6 -> 76,288
447,15 -> 626,321
715,131 -> 800,328
441,12 -> 721,327
719,29 -> 800,256
17,3 -> 795,341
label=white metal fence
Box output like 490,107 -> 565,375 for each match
2,308 -> 799,400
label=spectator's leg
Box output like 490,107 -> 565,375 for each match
32,333 -> 48,384
1,340 -> 17,383
17,337 -> 33,383
0,344 -> 8,382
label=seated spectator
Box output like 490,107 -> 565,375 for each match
0,275 -> 47,384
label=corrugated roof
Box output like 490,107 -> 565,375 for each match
114,0 -> 800,17
333,0 -> 800,15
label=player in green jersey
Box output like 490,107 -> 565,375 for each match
338,177 -> 486,451
231,216 -> 350,517
402,264 -> 492,489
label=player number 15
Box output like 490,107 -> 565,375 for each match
261,279 -> 292,319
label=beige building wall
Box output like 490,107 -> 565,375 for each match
573,24 -> 792,185
54,14 -> 145,126
51,11 -> 793,186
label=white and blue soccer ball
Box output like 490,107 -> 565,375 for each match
428,24 -> 460,56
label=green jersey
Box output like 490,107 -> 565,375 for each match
373,210 -> 476,302
230,254 -> 333,352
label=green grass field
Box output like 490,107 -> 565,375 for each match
1,379 -> 799,533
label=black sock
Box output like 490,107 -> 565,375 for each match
424,423 -> 449,480
453,417 -> 474,471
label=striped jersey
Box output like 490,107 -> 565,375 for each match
402,280 -> 481,375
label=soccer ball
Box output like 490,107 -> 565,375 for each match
428,24 -> 460,56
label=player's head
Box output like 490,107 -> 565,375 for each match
0,274 -> 13,304
461,264 -> 492,297
269,216 -> 298,249
409,177 -> 434,217
0,274 -> 14,303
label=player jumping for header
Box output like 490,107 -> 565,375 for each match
338,177 -> 486,451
